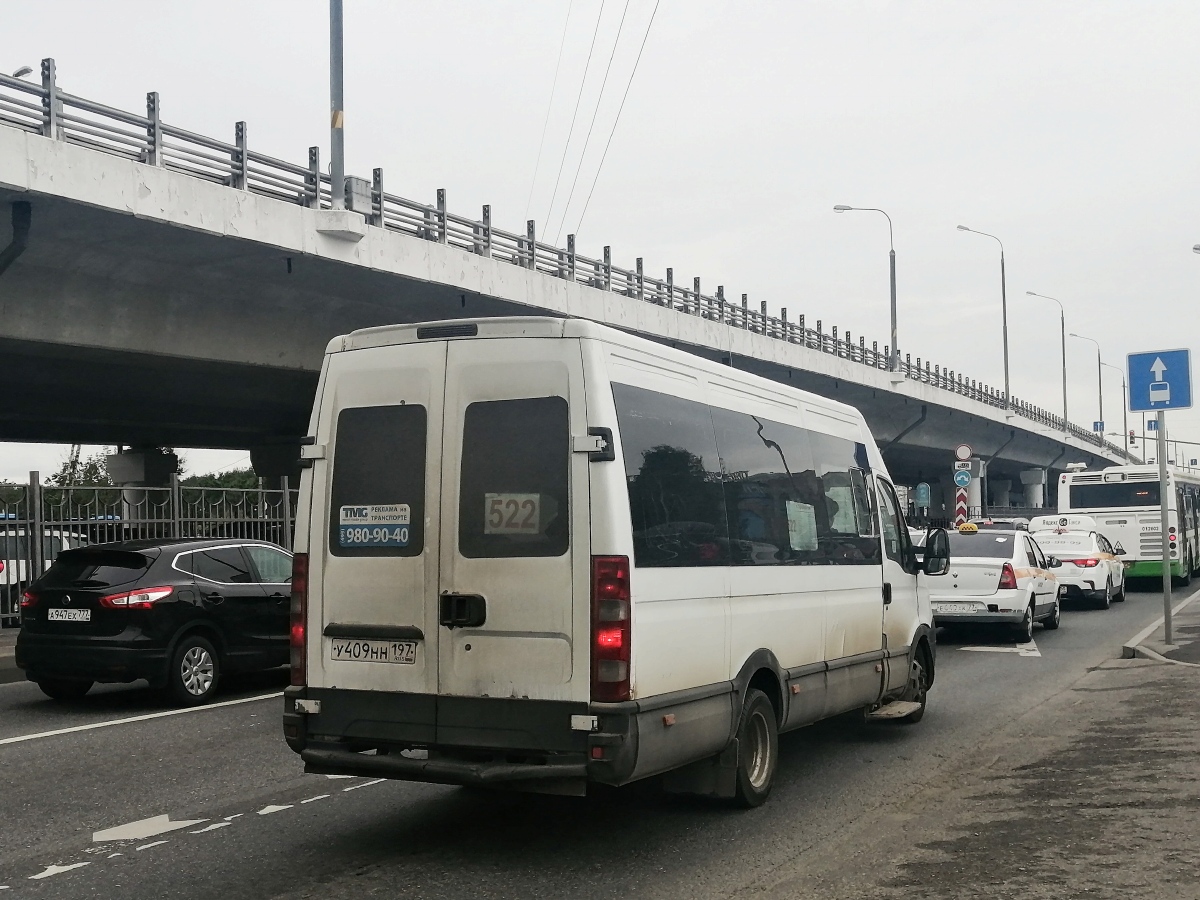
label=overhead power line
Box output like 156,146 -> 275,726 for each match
542,0 -> 608,232
573,0 -> 661,240
552,0 -> 632,244
524,0 -> 575,223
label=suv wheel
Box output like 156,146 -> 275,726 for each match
168,634 -> 220,706
37,677 -> 93,702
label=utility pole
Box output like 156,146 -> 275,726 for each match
330,0 -> 345,209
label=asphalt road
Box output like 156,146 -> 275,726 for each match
0,581 -> 1190,900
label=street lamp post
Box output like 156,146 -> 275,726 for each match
1069,332 -> 1104,443
957,226 -> 1010,408
329,0 -> 345,210
835,205 -> 898,370
1101,361 -> 1130,461
1025,291 -> 1069,432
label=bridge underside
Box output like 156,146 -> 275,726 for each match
0,185 -> 1110,500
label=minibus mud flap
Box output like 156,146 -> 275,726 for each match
302,747 -> 587,786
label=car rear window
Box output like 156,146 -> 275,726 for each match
459,396 -> 570,558
38,548 -> 153,589
329,405 -> 427,557
947,532 -> 1016,559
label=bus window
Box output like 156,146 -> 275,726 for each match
1069,482 -> 1160,509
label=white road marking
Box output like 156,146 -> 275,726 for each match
190,823 -> 232,834
960,639 -> 1041,658
301,794 -> 330,804
324,774 -> 354,779
93,814 -> 208,843
136,841 -> 168,851
224,814 -> 244,821
343,778 -> 385,792
107,854 -> 122,859
29,863 -> 91,880
0,692 -> 283,747
257,804 -> 293,816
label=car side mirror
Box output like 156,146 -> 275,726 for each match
920,528 -> 951,576
1048,556 -> 1063,568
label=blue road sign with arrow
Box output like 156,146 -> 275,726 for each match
1128,349 -> 1192,412
953,470 -> 972,488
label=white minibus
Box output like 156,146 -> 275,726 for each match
283,317 -> 949,806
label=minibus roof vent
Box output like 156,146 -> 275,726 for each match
417,323 -> 479,339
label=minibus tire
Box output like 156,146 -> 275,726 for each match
900,651 -> 930,724
732,689 -> 778,808
37,677 -> 93,702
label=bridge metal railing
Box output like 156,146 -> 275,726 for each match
0,473 -> 296,628
0,59 -> 1130,459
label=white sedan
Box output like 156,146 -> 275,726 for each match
931,524 -> 1061,641
1029,516 -> 1126,609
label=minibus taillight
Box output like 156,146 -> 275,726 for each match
998,563 -> 1018,590
290,552 -> 308,687
591,555 -> 630,703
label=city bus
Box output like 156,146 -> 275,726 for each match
1058,464 -> 1200,583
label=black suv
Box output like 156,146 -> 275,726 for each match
16,538 -> 293,705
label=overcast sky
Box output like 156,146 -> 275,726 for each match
2,1 -> 1198,482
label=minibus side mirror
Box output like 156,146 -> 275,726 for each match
920,528 -> 951,576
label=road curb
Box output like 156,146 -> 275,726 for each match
1121,587 -> 1200,664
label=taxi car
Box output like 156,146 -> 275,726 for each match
1029,515 -> 1126,609
930,523 -> 1061,641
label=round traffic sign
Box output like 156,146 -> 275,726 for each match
954,470 -> 972,488
954,443 -> 973,462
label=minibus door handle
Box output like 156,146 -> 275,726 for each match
882,583 -> 893,606
439,593 -> 487,629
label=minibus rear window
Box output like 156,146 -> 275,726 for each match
329,405 -> 427,557
459,397 -> 570,558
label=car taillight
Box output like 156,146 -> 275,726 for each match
1065,558 -> 1101,568
99,586 -> 173,609
998,563 -> 1018,590
0,559 -> 5,574
290,552 -> 308,687
20,590 -> 37,608
591,555 -> 631,703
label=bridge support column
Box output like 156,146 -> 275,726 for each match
251,442 -> 302,484
1021,468 -> 1047,508
990,479 -> 1013,509
966,459 -> 984,518
106,448 -> 179,519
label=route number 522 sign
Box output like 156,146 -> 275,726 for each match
484,493 -> 541,534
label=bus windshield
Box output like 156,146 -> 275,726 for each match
1069,482 -> 1160,509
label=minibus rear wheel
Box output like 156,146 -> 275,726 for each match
732,688 -> 778,808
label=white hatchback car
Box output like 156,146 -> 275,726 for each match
931,524 -> 1061,641
1029,515 -> 1126,609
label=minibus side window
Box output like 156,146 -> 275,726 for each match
710,407 -> 879,566
329,405 -> 427,557
459,396 -> 570,558
612,383 -> 730,568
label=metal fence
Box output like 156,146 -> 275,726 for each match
0,58 -> 1129,459
0,473 -> 296,627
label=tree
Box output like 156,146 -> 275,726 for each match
181,468 -> 260,490
46,450 -> 113,487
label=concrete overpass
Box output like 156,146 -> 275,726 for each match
0,60 -> 1129,510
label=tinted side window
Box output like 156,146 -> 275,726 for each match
459,397 -> 570,558
1024,539 -> 1039,568
808,432 -> 880,565
189,547 -> 255,584
613,383 -> 729,567
329,405 -> 427,558
245,545 -> 292,583
1032,540 -> 1047,569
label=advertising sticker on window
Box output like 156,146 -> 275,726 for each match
339,504 -> 411,547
